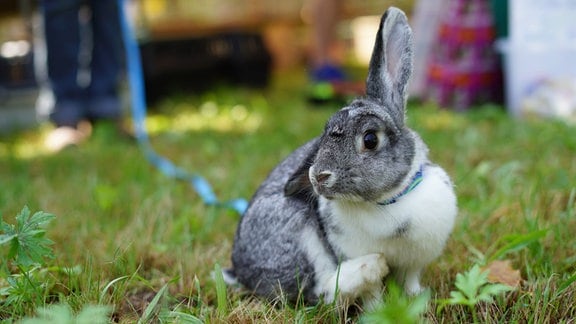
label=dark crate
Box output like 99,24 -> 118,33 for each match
139,32 -> 272,102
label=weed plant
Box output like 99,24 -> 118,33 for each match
1,72 -> 575,322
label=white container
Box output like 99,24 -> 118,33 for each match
500,41 -> 576,117
501,0 -> 576,116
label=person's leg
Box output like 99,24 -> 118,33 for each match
41,0 -> 85,127
306,0 -> 364,103
86,0 -> 123,121
309,0 -> 344,82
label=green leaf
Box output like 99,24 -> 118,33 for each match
447,291 -> 473,306
20,208 -> 55,230
0,233 -> 16,245
21,304 -> 73,324
453,265 -> 487,300
441,264 -> 513,310
361,280 -> 430,324
74,305 -> 112,324
478,283 -> 512,302
21,304 -> 111,324
7,207 -> 56,268
1,212 -> 17,248
15,205 -> 31,228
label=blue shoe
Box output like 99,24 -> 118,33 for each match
310,64 -> 346,83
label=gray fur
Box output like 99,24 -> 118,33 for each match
227,7 -> 451,305
230,140 -> 326,303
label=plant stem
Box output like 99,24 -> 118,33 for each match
470,304 -> 478,323
18,265 -> 43,306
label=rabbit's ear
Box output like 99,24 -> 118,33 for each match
365,7 -> 413,126
284,141 -> 320,198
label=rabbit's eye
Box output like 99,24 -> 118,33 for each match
363,131 -> 379,150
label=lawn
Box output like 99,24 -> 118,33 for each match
1,70 -> 575,323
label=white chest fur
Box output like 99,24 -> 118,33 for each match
319,165 -> 457,270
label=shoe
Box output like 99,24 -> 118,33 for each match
311,64 -> 347,83
308,64 -> 365,105
308,80 -> 366,105
44,121 -> 92,152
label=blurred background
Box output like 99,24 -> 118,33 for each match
0,0 -> 575,134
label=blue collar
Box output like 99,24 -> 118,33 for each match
377,166 -> 424,206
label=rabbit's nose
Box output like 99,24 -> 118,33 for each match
316,171 -> 334,187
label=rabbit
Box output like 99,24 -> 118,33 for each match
224,7 -> 457,308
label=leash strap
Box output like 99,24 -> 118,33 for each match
118,0 -> 248,215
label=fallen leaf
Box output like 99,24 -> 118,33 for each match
482,260 -> 522,289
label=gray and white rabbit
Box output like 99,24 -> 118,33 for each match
225,7 -> 457,308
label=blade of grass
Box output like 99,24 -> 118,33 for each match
98,275 -> 130,304
488,229 -> 548,261
163,310 -> 203,324
213,263 -> 228,316
138,283 -> 169,324
556,272 -> 576,297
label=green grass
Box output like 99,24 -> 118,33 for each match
1,71 -> 575,323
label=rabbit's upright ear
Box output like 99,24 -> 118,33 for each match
366,7 -> 413,126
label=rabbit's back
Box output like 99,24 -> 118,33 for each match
230,139 -> 328,302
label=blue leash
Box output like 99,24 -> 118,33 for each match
118,1 -> 248,215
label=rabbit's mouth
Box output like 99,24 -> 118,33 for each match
310,182 -> 334,199
309,167 -> 368,201
320,191 -> 367,203
310,179 -> 338,200
311,180 -> 365,202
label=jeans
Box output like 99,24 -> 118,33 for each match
41,0 -> 123,127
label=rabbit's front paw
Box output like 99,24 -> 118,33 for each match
353,253 -> 389,287
323,253 -> 388,304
